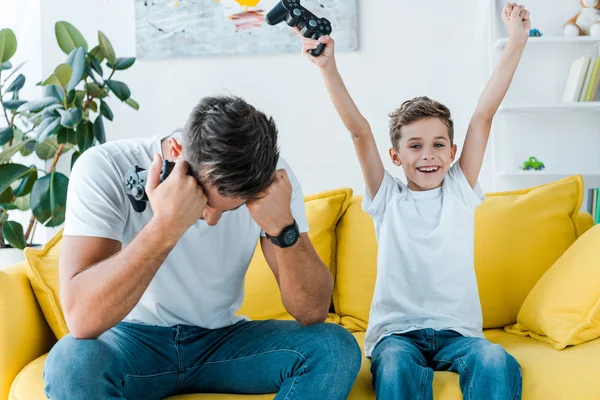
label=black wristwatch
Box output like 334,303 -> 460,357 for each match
266,220 -> 300,248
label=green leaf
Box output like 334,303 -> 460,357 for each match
55,22 -> 88,54
31,171 -> 69,227
0,203 -> 18,211
3,60 -> 27,82
106,57 -> 135,71
0,29 -> 17,63
36,117 -> 61,143
0,163 -> 34,194
2,221 -> 26,249
14,193 -> 30,211
17,97 -> 60,113
85,82 -> 108,99
98,31 -> 116,65
1,61 -> 12,70
66,47 -> 86,92
0,126 -> 13,145
13,168 -> 37,197
44,85 -> 64,102
89,45 -> 104,63
71,151 -> 81,170
35,136 -> 60,160
89,100 -> 98,113
0,187 -> 14,203
54,63 -> 72,88
100,100 -> 113,121
60,107 -> 82,128
89,55 -> 103,76
57,127 -> 77,145
20,140 -> 35,156
2,99 -> 27,110
5,74 -> 25,92
41,103 -> 64,119
40,74 -> 61,87
76,121 -> 94,152
1,140 -> 35,162
124,97 -> 139,111
93,116 -> 105,144
105,80 -> 130,101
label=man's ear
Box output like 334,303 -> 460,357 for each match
389,147 -> 402,166
450,144 -> 458,162
168,138 -> 183,160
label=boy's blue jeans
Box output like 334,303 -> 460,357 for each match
371,329 -> 522,400
43,320 -> 362,400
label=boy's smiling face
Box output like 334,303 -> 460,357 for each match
389,117 -> 457,191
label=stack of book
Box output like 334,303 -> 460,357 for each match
587,188 -> 600,224
563,57 -> 600,102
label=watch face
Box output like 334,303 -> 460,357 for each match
283,227 -> 299,245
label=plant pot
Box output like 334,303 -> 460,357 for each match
0,247 -> 26,269
0,245 -> 41,269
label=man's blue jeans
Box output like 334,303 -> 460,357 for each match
371,329 -> 522,400
43,320 -> 362,399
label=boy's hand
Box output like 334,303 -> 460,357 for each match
295,27 -> 336,70
247,169 -> 294,237
502,3 -> 530,46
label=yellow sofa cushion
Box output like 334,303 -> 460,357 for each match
237,188 -> 352,322
23,229 -> 69,340
334,196 -> 378,332
475,175 -> 583,328
505,225 -> 600,350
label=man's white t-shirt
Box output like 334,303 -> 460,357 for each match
363,163 -> 485,357
64,134 -> 309,330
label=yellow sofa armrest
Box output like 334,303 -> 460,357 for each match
0,261 -> 55,399
576,211 -> 594,237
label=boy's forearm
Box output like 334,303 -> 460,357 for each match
320,65 -> 371,137
474,40 -> 526,120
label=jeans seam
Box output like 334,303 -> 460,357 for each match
200,348 -> 308,367
457,357 -> 473,400
418,368 -> 429,400
512,366 -> 523,400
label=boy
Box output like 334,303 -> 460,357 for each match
298,3 -> 529,399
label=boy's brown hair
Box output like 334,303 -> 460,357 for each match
388,96 -> 454,149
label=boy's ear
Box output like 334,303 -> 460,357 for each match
450,144 -> 458,162
389,147 -> 402,166
168,138 -> 183,160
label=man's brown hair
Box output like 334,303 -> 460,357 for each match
388,96 -> 454,149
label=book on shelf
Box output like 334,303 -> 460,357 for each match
587,188 -> 600,224
563,57 -> 600,103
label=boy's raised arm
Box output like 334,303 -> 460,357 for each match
299,30 -> 385,199
460,3 -> 530,188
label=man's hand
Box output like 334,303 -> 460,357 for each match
247,169 -> 294,237
146,154 -> 207,241
295,27 -> 336,70
503,3 -> 530,46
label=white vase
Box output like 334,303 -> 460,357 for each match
0,247 -> 27,269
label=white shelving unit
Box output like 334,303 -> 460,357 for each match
488,0 -> 600,210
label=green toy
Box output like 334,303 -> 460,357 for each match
521,156 -> 545,171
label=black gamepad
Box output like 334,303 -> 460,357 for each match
123,160 -> 177,213
265,0 -> 332,57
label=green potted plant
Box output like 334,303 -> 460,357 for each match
0,22 -> 138,260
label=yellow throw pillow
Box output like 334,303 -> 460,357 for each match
236,188 -> 352,322
505,224 -> 600,350
475,175 -> 583,329
23,228 -> 69,340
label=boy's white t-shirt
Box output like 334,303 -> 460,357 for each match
63,134 -> 309,330
363,162 -> 485,357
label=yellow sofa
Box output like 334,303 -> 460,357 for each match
2,181 -> 600,400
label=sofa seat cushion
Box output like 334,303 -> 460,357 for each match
349,330 -> 600,400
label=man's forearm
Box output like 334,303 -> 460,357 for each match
275,235 -> 333,325
475,40 -> 525,119
62,217 -> 178,339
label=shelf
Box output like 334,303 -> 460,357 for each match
494,36 -> 600,49
499,171 -> 600,177
498,103 -> 600,113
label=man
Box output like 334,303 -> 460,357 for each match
44,96 -> 362,400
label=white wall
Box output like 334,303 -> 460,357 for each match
38,0 -> 491,197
